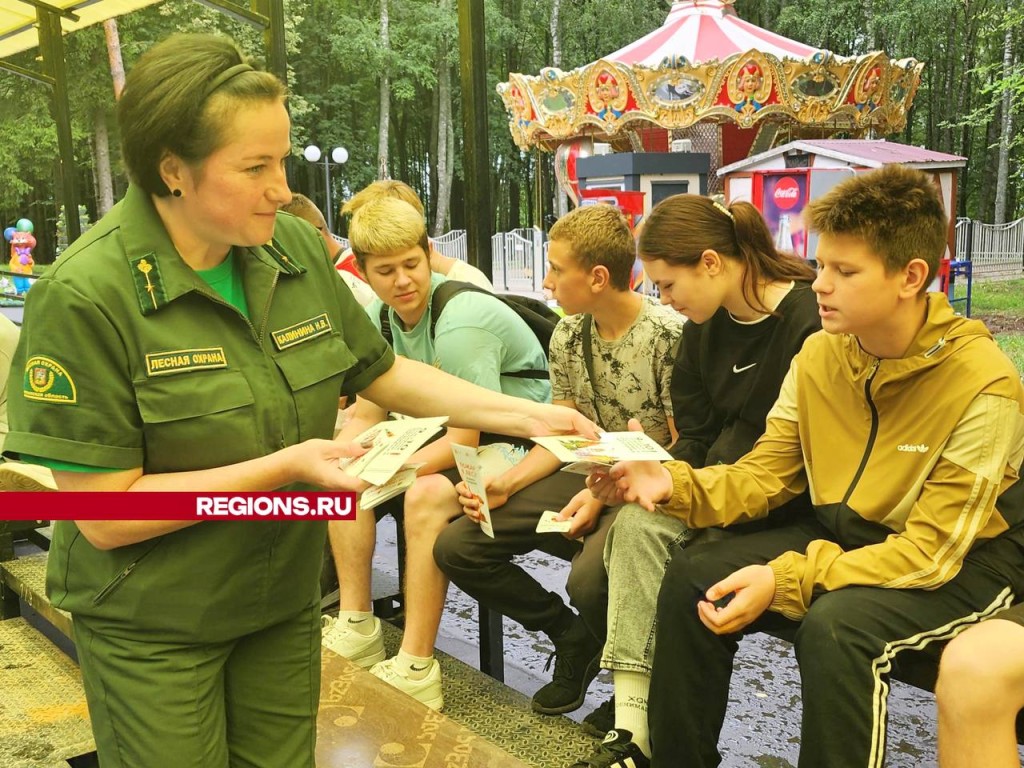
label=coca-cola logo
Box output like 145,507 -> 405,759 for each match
773,177 -> 801,210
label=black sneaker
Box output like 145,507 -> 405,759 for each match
569,729 -> 650,768
582,696 -> 615,737
531,616 -> 602,715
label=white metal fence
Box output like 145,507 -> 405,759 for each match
430,228 -> 548,295
431,230 -> 469,264
956,217 -> 1024,282
490,228 -> 547,294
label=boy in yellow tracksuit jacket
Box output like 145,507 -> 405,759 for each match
588,164 -> 1024,768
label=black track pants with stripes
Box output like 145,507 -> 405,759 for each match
647,518 -> 1023,768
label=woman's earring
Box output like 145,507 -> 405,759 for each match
172,189 -> 182,198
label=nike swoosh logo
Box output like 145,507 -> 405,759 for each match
732,363 -> 757,374
347,617 -> 368,625
410,663 -> 431,672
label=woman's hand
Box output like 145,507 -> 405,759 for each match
556,488 -> 604,538
291,438 -> 371,491
696,565 -> 776,635
525,404 -> 600,441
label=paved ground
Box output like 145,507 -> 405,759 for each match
370,516 -> 1024,768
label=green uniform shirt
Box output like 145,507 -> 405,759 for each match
5,185 -> 395,641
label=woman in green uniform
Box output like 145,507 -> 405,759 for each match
3,34 -> 594,768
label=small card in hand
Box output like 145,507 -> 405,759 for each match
535,510 -> 572,534
560,460 -> 614,476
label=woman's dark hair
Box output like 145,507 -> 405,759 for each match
117,34 -> 286,197
638,194 -> 816,315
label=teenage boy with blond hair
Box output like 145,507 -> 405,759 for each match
322,197 -> 549,710
591,164 -> 1024,768
434,204 -> 683,717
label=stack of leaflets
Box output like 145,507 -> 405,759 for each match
340,416 -> 448,508
358,463 -> 424,510
531,432 -> 673,475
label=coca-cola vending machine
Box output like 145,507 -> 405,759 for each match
752,170 -> 810,258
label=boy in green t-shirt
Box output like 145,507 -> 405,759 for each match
323,198 -> 550,710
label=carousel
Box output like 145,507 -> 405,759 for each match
499,0 -> 924,192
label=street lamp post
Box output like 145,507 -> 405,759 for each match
302,145 -> 349,233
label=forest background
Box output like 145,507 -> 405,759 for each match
0,0 -> 1021,262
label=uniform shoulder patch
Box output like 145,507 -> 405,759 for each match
129,254 -> 168,314
23,356 -> 78,404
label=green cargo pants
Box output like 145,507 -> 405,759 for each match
74,600 -> 321,768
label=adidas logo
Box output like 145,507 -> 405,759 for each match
897,444 -> 929,453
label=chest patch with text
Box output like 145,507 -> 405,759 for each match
145,347 -> 228,377
271,313 -> 332,350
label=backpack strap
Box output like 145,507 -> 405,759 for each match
581,315 -> 609,430
430,280 -> 549,380
379,304 -> 394,346
428,280 -> 487,339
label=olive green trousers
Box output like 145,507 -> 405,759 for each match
74,600 -> 320,768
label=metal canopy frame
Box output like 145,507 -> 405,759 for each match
0,0 -> 287,247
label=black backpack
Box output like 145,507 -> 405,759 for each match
379,280 -> 559,379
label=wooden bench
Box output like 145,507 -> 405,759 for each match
319,623 -> 601,767
319,650 -> 531,767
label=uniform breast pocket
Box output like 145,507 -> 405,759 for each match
135,370 -> 260,472
274,335 -> 358,440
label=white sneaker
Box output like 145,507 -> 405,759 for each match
370,656 -> 444,711
320,614 -> 386,668
0,462 -> 57,492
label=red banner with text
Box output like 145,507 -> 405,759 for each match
0,492 -> 358,521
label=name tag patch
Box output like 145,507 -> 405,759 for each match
146,347 -> 228,377
24,356 -> 78,404
272,313 -> 332,350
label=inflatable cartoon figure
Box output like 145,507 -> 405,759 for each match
6,218 -> 36,295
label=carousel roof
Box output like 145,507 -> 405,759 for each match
607,0 -> 816,66
499,0 -> 923,152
